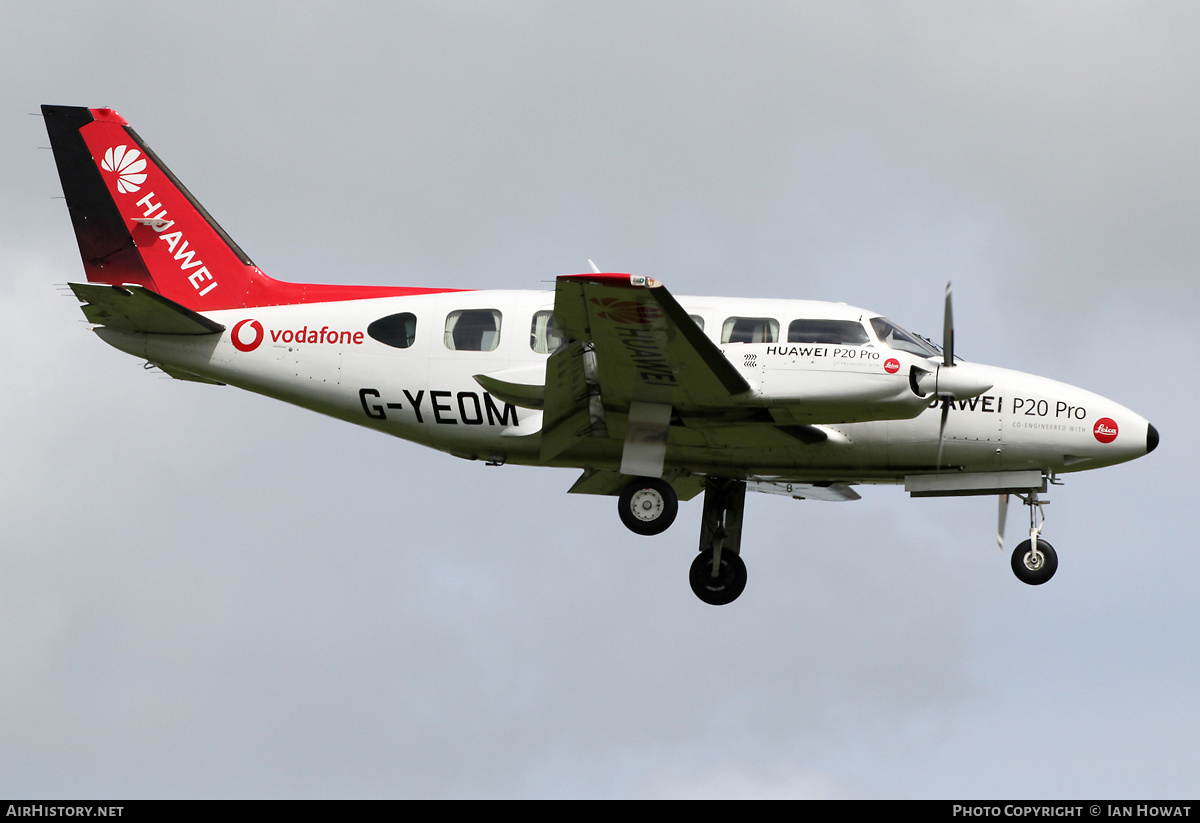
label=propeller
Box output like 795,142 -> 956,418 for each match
911,281 -> 993,469
935,282 -> 955,468
997,493 -> 1008,552
943,280 -> 955,369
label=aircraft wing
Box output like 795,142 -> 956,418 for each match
550,273 -> 750,409
539,273 -> 751,471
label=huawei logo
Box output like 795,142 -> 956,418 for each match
100,145 -> 148,194
589,297 -> 663,325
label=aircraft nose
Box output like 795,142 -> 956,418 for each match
1147,423 -> 1160,454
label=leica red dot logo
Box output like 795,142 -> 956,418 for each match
1093,417 -> 1119,443
884,358 -> 900,374
232,319 -> 264,352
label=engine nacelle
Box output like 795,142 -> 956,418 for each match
911,362 -> 993,400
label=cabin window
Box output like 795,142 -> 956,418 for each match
445,309 -> 502,352
787,319 -> 870,345
688,315 -> 705,331
367,312 -> 417,349
721,316 -> 778,344
530,310 -> 566,354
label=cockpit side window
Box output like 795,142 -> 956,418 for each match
721,316 -> 779,344
445,309 -> 502,352
787,319 -> 870,345
530,310 -> 565,354
367,312 -> 417,349
870,317 -> 939,357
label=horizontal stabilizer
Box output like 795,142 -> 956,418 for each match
155,364 -> 226,385
473,363 -> 547,409
70,282 -> 225,335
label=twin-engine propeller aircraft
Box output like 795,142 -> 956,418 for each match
42,105 -> 1159,605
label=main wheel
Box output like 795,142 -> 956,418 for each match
689,551 -> 747,605
618,477 -> 678,536
1011,538 -> 1058,585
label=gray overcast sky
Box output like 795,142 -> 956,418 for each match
1,1 -> 1195,798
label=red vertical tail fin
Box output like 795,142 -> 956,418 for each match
43,105 -> 456,310
42,105 -> 264,311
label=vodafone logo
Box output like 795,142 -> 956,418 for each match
884,358 -> 900,374
100,145 -> 148,194
1093,417 -> 1119,444
232,319 -> 264,352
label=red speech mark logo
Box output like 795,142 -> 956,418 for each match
231,319 -> 264,352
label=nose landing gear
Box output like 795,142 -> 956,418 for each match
1008,490 -> 1058,585
1012,537 -> 1058,585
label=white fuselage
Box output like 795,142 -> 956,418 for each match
93,288 -> 1152,483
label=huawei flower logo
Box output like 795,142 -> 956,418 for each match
100,145 -> 148,194
589,297 -> 663,325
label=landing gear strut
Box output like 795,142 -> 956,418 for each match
690,478 -> 748,605
1010,490 -> 1058,585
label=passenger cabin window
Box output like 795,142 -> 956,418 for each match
367,312 -> 417,349
530,310 -> 565,354
688,315 -> 705,331
721,317 -> 778,344
787,319 -> 870,345
445,309 -> 502,352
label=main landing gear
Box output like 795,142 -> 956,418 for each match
1008,490 -> 1058,586
617,477 -> 678,535
618,475 -> 748,605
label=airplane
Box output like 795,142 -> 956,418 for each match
40,104 -> 1159,605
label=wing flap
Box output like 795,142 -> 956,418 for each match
540,339 -> 603,462
747,480 -> 862,502
568,468 -> 705,501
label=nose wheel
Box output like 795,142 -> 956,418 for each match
1012,538 -> 1058,585
1008,489 -> 1059,585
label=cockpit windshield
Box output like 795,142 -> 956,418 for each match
870,317 -> 940,358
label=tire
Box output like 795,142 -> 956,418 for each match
1011,538 -> 1058,586
689,551 -> 747,605
618,477 -> 678,536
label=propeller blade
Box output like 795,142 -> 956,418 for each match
935,399 -> 950,469
943,280 -> 954,367
997,493 -> 1009,552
